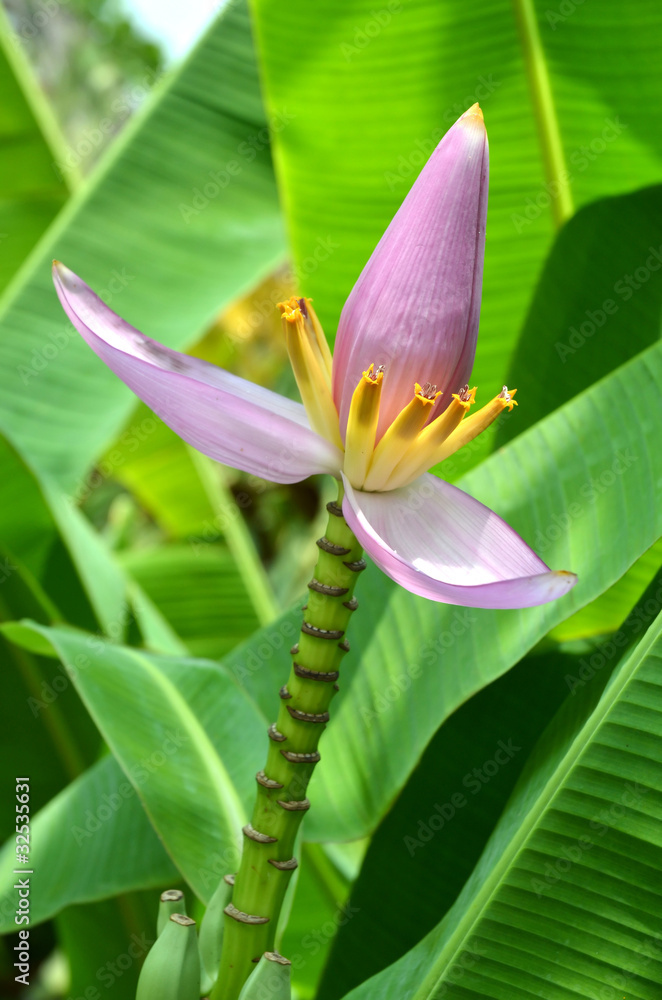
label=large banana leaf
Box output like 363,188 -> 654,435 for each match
497,186 -> 662,442
0,755 -> 177,931
490,184 -> 662,642
0,0 -> 286,633
341,604 -> 662,999
318,646 -> 581,999
0,0 -> 284,497
251,0 -> 662,477
0,621 -> 267,905
220,339 -> 661,842
3,337 -> 657,924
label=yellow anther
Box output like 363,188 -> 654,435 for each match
278,296 -> 301,323
362,382 -> 441,492
278,297 -> 333,382
344,364 -> 384,487
432,385 -> 517,464
278,296 -> 341,448
384,385 -> 477,489
389,384 -> 517,488
497,385 -> 518,411
414,382 -> 443,405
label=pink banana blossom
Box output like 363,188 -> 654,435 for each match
53,105 -> 576,610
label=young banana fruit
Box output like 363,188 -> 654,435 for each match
136,912 -> 200,1000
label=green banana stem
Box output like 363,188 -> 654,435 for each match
212,482 -> 363,1000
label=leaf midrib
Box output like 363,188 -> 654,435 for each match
415,614 -> 661,998
511,0 -> 574,229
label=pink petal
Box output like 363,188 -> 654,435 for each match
53,263 -> 342,484
341,473 -> 577,609
333,106 -> 489,441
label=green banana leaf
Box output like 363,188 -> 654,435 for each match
0,755 -> 177,931
0,0 -> 284,500
221,339 -> 662,842
119,544 -> 261,660
251,0 -> 662,479
317,646 -> 582,999
340,600 -> 662,999
2,337 -> 658,927
0,620 -> 267,907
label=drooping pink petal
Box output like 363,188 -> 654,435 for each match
341,473 -> 577,609
333,106 -> 489,441
53,263 -> 342,484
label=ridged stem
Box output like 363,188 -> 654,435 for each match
211,481 -> 364,1000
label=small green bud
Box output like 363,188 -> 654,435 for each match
237,951 -> 292,1000
199,875 -> 233,995
137,913 -> 200,1000
157,889 -> 186,936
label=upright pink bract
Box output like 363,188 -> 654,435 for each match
332,105 -> 489,441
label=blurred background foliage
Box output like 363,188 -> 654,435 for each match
0,0 -> 661,998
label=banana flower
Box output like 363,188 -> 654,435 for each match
53,105 -> 576,610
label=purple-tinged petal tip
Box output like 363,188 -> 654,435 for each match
52,263 -> 343,484
341,473 -> 577,609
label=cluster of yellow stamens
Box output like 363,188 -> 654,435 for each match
278,296 -> 517,493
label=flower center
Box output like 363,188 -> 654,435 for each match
344,366 -> 517,492
278,297 -> 517,493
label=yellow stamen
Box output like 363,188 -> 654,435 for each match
362,382 -> 442,492
278,297 -> 342,448
384,385 -> 476,489
344,364 -> 384,487
433,385 -> 517,461
389,385 -> 517,488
